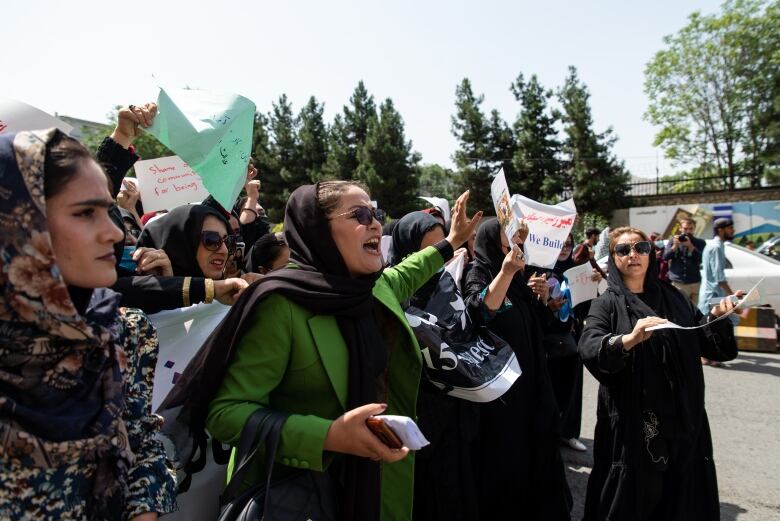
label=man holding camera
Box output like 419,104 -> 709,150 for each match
663,218 -> 706,304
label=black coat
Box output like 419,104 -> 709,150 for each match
579,283 -> 736,521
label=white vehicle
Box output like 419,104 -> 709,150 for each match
596,241 -> 780,316
723,242 -> 780,315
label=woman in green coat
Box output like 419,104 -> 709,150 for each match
193,182 -> 480,521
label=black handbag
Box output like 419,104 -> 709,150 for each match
218,409 -> 338,521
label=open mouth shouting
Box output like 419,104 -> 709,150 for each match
363,236 -> 381,256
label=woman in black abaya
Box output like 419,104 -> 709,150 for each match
463,218 -> 571,520
387,211 -> 481,521
578,227 -> 738,520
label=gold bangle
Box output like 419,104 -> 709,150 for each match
205,278 -> 215,304
182,277 -> 192,307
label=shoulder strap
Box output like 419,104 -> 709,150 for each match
220,408 -> 290,504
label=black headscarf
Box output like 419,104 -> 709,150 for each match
388,211 -> 444,266
161,184 -> 385,521
473,217 -> 537,306
551,233 -> 575,281
137,204 -> 230,276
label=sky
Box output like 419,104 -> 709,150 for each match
3,0 -> 725,179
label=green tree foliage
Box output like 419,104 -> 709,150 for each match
82,106 -> 173,171
297,96 -> 328,182
418,163 -> 459,201
510,73 -> 563,202
356,99 -> 420,217
324,81 -> 377,180
270,94 -> 301,191
559,66 -> 630,217
451,78 -> 495,214
487,109 -> 517,195
644,0 -> 780,189
251,112 -> 287,221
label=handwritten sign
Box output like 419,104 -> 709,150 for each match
0,98 -> 74,136
491,169 -> 519,243
134,155 -> 207,213
512,194 -> 577,269
563,263 -> 601,307
145,87 -> 255,210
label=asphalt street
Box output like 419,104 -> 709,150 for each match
562,351 -> 780,521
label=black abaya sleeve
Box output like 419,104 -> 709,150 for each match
693,303 -> 738,362
112,276 -> 207,314
578,293 -> 631,380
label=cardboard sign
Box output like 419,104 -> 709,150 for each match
0,98 -> 74,136
491,169 -> 519,243
145,87 -> 255,211
512,195 -> 577,269
134,155 -> 208,213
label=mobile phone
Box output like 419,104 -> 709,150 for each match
365,417 -> 404,449
118,246 -> 137,272
708,295 -> 739,306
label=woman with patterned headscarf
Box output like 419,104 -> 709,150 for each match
0,129 -> 176,520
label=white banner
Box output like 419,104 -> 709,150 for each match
511,194 -> 577,269
0,98 -> 75,136
491,169 -> 519,243
148,302 -> 229,411
134,155 -> 209,213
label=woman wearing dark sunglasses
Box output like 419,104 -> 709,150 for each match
161,181 -> 481,521
136,204 -> 248,310
578,226 -> 739,521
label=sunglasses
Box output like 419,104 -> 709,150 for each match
201,231 -> 236,253
613,241 -> 653,257
331,206 -> 386,226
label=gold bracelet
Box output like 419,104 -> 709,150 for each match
205,278 -> 215,304
182,277 -> 192,307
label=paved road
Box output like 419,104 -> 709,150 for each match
562,351 -> 780,521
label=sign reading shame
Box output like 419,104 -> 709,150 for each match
135,155 -> 207,213
512,194 -> 577,269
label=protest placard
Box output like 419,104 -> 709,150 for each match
145,87 -> 255,210
0,98 -> 75,136
563,263 -> 601,307
512,194 -> 577,269
134,155 -> 207,213
491,169 -> 519,243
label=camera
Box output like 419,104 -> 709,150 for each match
678,233 -> 689,242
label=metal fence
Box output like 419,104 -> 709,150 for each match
628,173 -> 774,197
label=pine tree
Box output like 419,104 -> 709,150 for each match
510,73 -> 563,202
297,96 -> 328,182
558,66 -> 629,217
451,78 -> 494,214
487,108 -> 517,195
250,112 -> 287,221
269,95 -> 303,203
356,99 -> 420,217
325,81 -> 377,180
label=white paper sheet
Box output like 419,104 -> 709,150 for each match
563,263 -> 601,307
647,278 -> 763,331
375,415 -> 430,450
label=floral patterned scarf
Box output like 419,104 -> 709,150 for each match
0,129 -> 133,519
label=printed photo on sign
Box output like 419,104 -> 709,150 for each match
134,155 -> 208,213
490,169 -> 519,243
